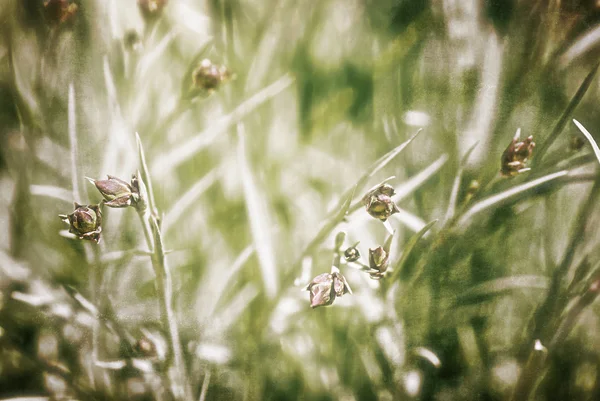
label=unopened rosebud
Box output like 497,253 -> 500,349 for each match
305,272 -> 352,309
501,131 -> 535,176
369,246 -> 389,280
363,184 -> 400,222
43,0 -> 78,25
138,0 -> 168,20
192,59 -> 232,94
344,246 -> 361,262
88,175 -> 138,208
59,203 -> 102,243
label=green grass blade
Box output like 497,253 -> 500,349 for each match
237,124 -> 278,299
534,63 -> 599,163
162,167 -> 220,233
572,119 -> 600,167
68,83 -> 82,202
457,170 -> 568,228
395,153 -> 448,203
388,219 -> 438,284
29,185 -> 72,202
454,275 -> 549,306
135,132 -> 158,217
444,142 -> 478,223
152,74 -> 294,175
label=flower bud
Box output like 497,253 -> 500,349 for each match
305,272 -> 352,309
363,184 -> 400,222
192,59 -> 232,94
501,132 -> 535,176
344,246 -> 361,262
88,175 -> 137,208
138,0 -> 168,20
59,203 -> 102,243
43,0 -> 78,25
135,336 -> 157,357
369,246 -> 389,280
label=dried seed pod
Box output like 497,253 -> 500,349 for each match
138,0 -> 168,20
88,175 -> 138,208
501,130 -> 535,176
363,184 -> 400,222
344,246 -> 361,262
368,246 -> 389,280
191,59 -> 232,94
59,203 -> 102,243
43,0 -> 78,25
305,272 -> 352,309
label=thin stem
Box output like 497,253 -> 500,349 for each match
137,207 -> 191,401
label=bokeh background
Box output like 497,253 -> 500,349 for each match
1,0 -> 600,400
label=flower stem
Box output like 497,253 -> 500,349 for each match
137,207 -> 190,401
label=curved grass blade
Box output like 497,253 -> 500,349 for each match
152,74 -> 294,175
444,142 -> 478,223
237,124 -> 278,299
395,153 -> 448,203
454,275 -> 549,306
534,63 -> 599,163
29,185 -> 72,202
162,167 -> 220,233
572,119 -> 600,167
388,219 -> 438,285
135,133 -> 158,217
457,170 -> 568,228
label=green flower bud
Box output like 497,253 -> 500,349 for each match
59,203 -> 102,243
88,175 -> 137,208
305,272 -> 352,309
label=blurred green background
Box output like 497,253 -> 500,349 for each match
1,0 -> 600,400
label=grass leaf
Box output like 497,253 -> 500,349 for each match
572,119 -> 600,167
237,124 -> 278,298
388,219 -> 438,284
445,142 -> 478,223
457,170 -> 569,228
454,275 -> 549,306
534,63 -> 599,163
152,74 -> 295,175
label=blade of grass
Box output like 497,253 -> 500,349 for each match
237,124 -> 278,299
152,73 -> 295,175
457,170 -> 569,228
445,142 -> 479,223
162,167 -> 220,233
572,119 -> 600,166
68,84 -> 82,203
136,133 -> 158,218
454,275 -> 549,306
534,63 -> 599,164
388,219 -> 438,285
29,185 -> 72,202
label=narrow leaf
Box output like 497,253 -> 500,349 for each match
163,167 -> 220,233
535,63 -> 599,163
457,171 -> 568,228
152,74 -> 294,175
68,83 -> 81,202
29,185 -> 72,202
454,275 -> 549,306
572,119 -> 600,167
135,133 -> 158,216
237,125 -> 278,298
388,219 -> 438,284
395,153 -> 449,203
445,142 -> 478,223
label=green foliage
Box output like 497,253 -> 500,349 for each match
1,0 -> 600,400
